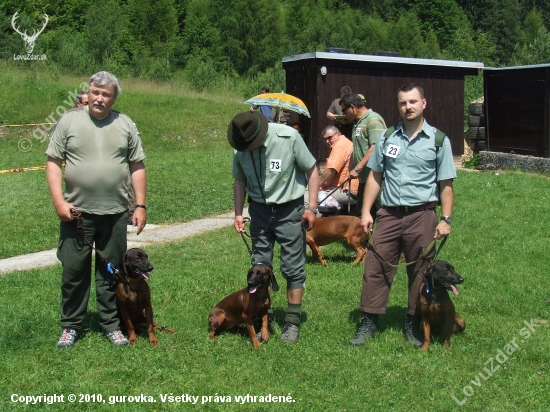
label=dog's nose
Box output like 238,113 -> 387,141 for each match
457,276 -> 464,283
147,264 -> 154,271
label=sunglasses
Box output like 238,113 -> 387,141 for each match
323,132 -> 337,140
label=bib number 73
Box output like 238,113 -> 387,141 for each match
270,159 -> 282,172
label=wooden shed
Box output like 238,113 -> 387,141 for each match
281,52 -> 483,161
484,64 -> 550,157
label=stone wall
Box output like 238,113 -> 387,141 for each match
478,151 -> 550,174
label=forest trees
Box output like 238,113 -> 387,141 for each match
0,0 -> 548,89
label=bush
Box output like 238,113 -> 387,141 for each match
185,56 -> 219,92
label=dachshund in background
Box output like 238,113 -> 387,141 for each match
306,216 -> 367,266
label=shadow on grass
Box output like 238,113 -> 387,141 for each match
347,305 -> 409,333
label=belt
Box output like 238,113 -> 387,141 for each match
249,197 -> 301,209
385,201 -> 438,214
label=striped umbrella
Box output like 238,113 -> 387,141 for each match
244,93 -> 311,118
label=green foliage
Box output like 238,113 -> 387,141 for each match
411,0 -> 470,49
512,28 -> 550,65
239,62 -> 286,98
185,55 -> 219,92
462,153 -> 480,169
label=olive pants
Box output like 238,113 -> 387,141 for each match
57,211 -> 128,333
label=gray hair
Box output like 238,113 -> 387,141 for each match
88,71 -> 121,96
322,125 -> 339,136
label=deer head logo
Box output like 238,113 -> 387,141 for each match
12,12 -> 49,54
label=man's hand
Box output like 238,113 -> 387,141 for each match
54,200 -> 75,222
361,213 -> 374,234
348,168 -> 360,180
434,221 -> 451,239
234,215 -> 245,233
302,209 -> 316,231
132,207 -> 147,235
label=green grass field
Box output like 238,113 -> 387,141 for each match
1,66 -> 549,411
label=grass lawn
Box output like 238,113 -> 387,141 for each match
1,66 -> 549,411
0,67 -> 240,259
1,170 -> 549,411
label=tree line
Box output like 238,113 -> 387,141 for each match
1,0 -> 549,95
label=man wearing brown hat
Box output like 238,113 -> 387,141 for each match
229,111 -> 319,344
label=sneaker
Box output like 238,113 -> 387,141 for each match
57,328 -> 77,349
349,314 -> 377,346
405,316 -> 423,349
105,330 -> 129,346
280,323 -> 300,343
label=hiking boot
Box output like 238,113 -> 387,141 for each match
405,315 -> 423,349
57,328 -> 77,349
105,330 -> 129,346
280,323 -> 300,343
349,314 -> 377,346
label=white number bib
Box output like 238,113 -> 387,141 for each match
270,159 -> 282,172
385,144 -> 400,158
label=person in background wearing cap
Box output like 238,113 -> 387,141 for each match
229,111 -> 319,344
340,93 -> 386,219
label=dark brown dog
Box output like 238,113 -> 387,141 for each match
208,264 -> 279,349
417,260 -> 466,351
306,215 -> 367,266
115,248 -> 173,345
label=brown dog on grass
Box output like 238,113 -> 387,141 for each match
417,260 -> 466,351
208,264 -> 279,348
306,215 -> 367,266
115,248 -> 173,345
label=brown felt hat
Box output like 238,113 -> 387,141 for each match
227,111 -> 268,152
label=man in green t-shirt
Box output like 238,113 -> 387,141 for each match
339,93 -> 386,218
46,71 -> 147,349
229,111 -> 319,344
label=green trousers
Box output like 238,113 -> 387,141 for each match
57,211 -> 128,333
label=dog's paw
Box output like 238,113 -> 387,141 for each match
321,260 -> 327,267
149,338 -> 159,345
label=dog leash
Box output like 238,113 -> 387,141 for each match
367,235 -> 447,269
68,208 -> 123,281
317,176 -> 353,206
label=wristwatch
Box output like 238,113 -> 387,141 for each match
354,168 -> 362,174
440,216 -> 452,224
307,207 -> 319,214
136,204 -> 148,210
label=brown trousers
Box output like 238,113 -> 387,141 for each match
359,207 -> 437,316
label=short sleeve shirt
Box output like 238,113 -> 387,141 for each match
327,98 -> 343,115
325,137 -> 359,195
351,109 -> 386,182
367,120 -> 457,207
232,123 -> 316,204
46,108 -> 146,214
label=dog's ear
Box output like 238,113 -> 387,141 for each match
269,268 -> 280,292
424,265 -> 436,291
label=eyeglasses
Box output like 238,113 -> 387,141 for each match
341,104 -> 351,113
323,132 -> 337,140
